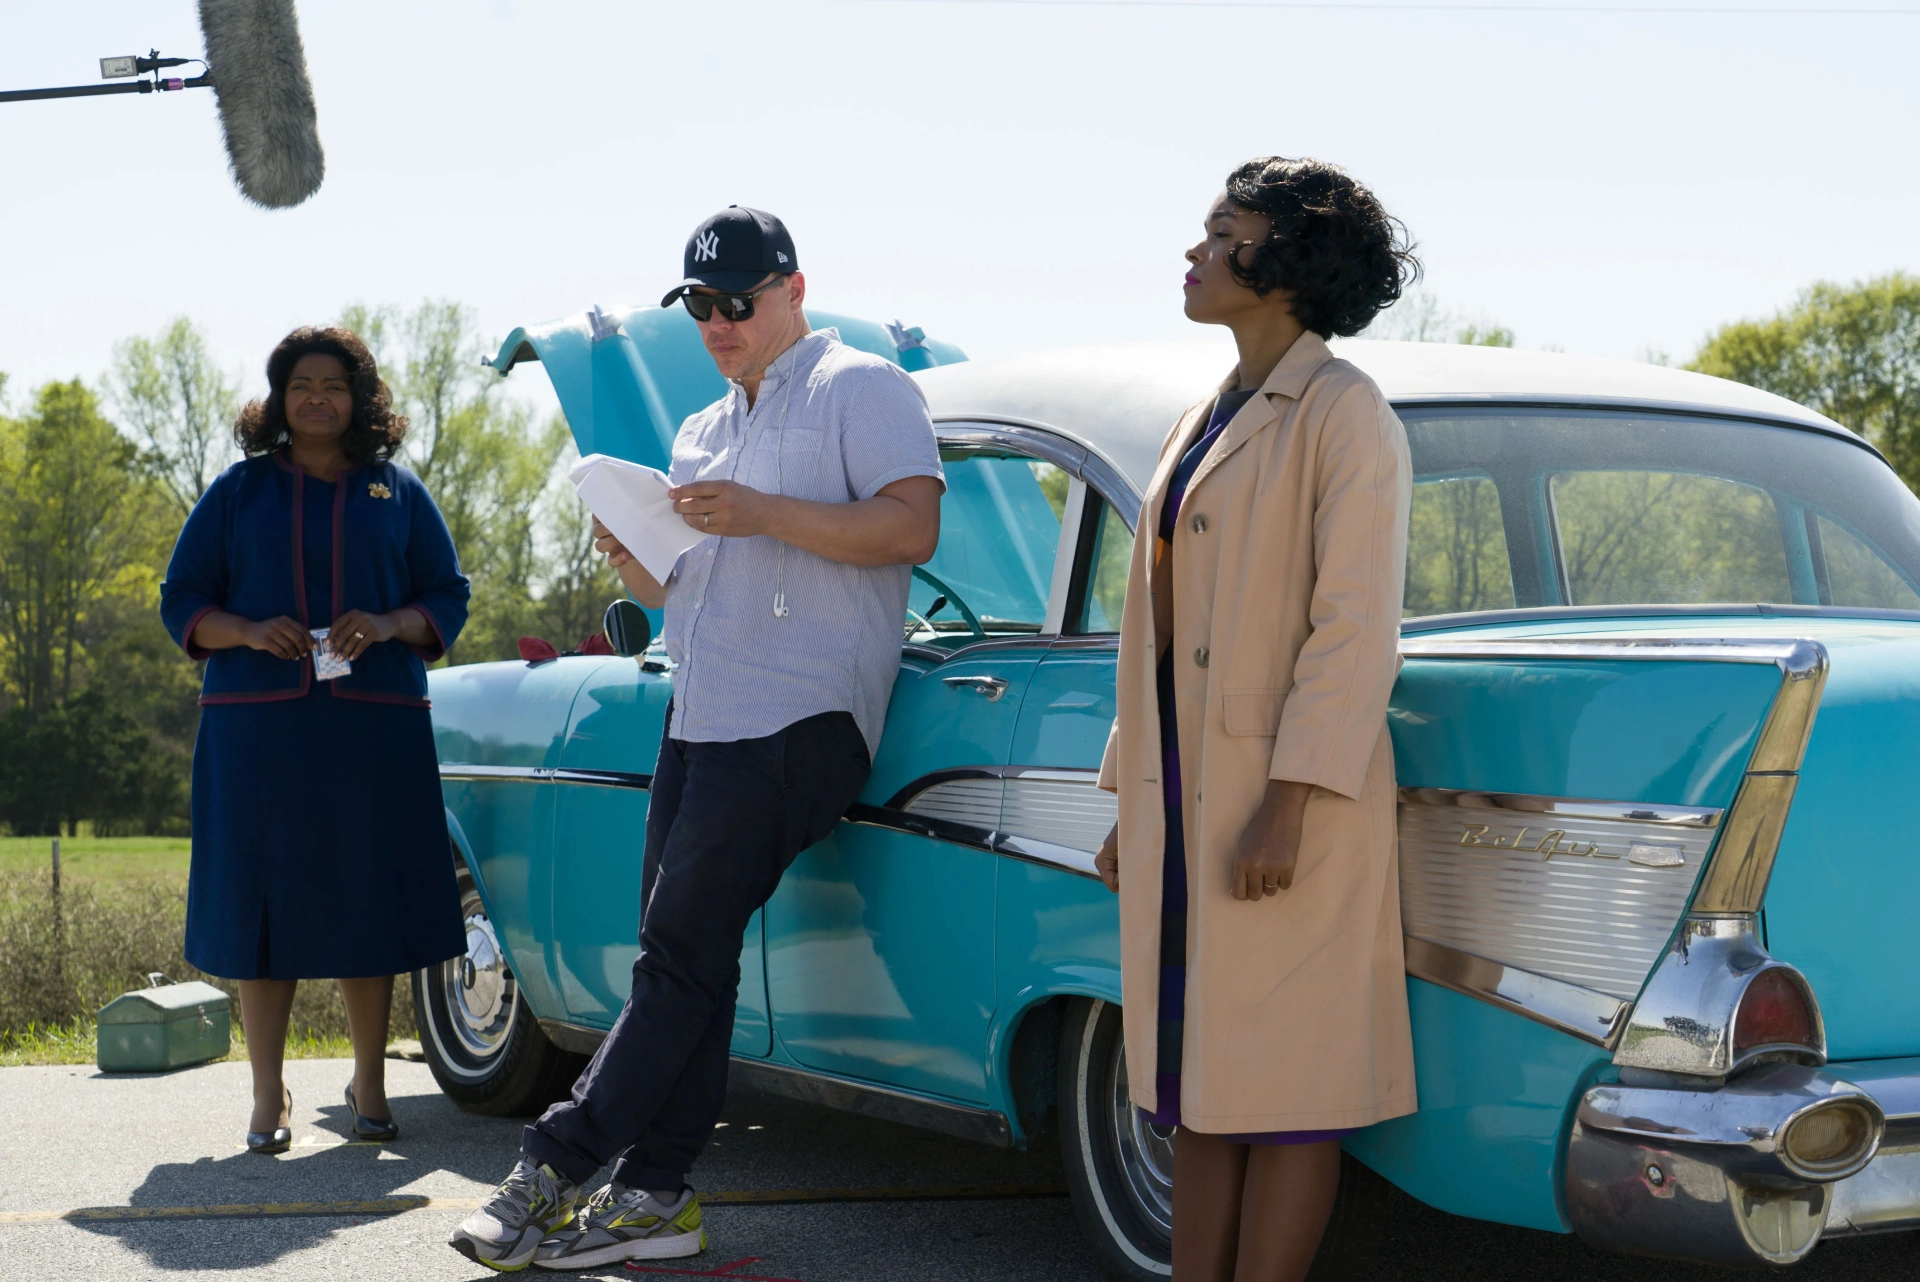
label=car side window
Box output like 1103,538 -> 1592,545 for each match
1550,470 -> 1792,605
1813,513 -> 1920,609
1404,474 -> 1515,618
1074,500 -> 1134,633
908,452 -> 1066,644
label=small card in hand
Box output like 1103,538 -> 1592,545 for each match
310,628 -> 351,681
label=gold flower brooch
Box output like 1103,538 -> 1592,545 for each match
368,482 -> 392,499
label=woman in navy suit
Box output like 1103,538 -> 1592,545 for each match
160,327 -> 469,1152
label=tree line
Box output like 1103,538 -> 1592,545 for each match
1,276 -> 1915,837
0,304 -> 619,837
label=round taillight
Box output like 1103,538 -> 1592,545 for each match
1781,1100 -> 1879,1177
1733,968 -> 1817,1054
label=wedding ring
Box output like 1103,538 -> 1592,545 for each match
703,513 -> 711,529
354,631 -> 365,639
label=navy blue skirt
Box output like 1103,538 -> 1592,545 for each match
184,685 -> 465,981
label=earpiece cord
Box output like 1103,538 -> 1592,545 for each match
771,354 -> 799,619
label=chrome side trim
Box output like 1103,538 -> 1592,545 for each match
899,635 -> 1059,668
873,765 -> 1111,875
440,764 -> 653,790
844,802 -> 1103,879
1049,635 -> 1120,652
1613,916 -> 1826,1077
1402,936 -> 1627,1047
727,1056 -> 1012,1147
1402,602 -> 1920,635
1398,635 -> 1826,669
1400,787 -> 1720,829
1398,789 -> 1721,1001
1005,766 -> 1104,783
1396,637 -> 1830,918
884,765 -> 1102,810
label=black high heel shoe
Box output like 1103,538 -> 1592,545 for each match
345,1081 -> 399,1142
246,1087 -> 293,1155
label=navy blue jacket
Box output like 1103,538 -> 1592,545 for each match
160,451 -> 470,707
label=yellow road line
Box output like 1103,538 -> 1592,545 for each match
0,1185 -> 1067,1225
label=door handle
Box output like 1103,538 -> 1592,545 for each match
942,675 -> 1009,702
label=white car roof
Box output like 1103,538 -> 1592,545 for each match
915,337 -> 1862,494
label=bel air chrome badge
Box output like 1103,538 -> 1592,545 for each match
1459,825 -> 1689,867
1458,824 -> 1686,867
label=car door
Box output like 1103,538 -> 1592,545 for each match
549,657 -> 773,1056
762,440 -> 1077,1104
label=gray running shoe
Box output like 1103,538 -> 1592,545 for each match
532,1183 -> 705,1269
448,1158 -> 580,1272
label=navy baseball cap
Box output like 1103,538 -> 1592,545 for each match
659,206 -> 799,307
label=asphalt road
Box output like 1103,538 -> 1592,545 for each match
0,1057 -> 1914,1281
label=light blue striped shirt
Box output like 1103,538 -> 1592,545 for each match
662,329 -> 943,757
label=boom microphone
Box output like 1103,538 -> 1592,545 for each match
198,0 -> 325,209
0,1 -> 324,210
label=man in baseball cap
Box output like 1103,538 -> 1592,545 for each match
453,209 -> 945,1272
659,205 -> 798,306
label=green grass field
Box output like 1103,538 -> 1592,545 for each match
0,838 -> 417,1064
0,1020 -> 357,1068
0,836 -> 190,885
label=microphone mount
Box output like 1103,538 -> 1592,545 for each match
0,49 -> 211,105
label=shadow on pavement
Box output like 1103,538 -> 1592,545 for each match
66,1090 -> 522,1273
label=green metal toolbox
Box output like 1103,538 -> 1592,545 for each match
96,978 -> 231,1072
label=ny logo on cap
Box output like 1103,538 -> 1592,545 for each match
694,230 -> 720,262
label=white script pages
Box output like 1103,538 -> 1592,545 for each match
568,454 -> 710,583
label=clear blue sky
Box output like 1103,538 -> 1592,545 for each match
3,1 -> 1915,417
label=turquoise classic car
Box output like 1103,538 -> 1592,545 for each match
417,304 -> 1920,1275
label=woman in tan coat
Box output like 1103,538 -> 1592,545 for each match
1093,157 -> 1420,1280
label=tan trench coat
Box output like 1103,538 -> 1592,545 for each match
1096,333 -> 1417,1132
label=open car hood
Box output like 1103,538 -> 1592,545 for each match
486,304 -> 966,473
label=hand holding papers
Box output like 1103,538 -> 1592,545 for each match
568,454 -> 711,583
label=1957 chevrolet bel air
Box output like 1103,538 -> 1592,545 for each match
418,302 -> 1920,1274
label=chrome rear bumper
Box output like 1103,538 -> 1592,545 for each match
1566,1058 -> 1920,1268
1826,1059 -> 1920,1237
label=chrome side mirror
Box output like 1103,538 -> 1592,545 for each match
603,599 -> 652,657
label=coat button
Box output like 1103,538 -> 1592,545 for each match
1194,646 -> 1209,668
1190,513 -> 1208,534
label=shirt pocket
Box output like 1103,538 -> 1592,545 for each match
1221,687 -> 1285,737
764,426 -> 837,500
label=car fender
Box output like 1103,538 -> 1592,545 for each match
988,970 -> 1123,1147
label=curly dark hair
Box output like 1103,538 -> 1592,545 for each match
1222,157 -> 1421,339
234,326 -> 407,466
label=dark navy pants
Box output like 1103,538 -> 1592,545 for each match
523,708 -> 871,1191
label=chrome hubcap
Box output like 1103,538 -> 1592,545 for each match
435,893 -> 516,1065
1106,1029 -> 1175,1236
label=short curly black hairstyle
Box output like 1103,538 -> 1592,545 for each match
234,326 -> 407,467
1222,157 -> 1421,338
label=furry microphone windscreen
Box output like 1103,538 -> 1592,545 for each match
198,0 -> 324,208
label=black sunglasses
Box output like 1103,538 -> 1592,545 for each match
679,277 -> 782,324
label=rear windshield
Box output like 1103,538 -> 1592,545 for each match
1401,408 -> 1920,619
